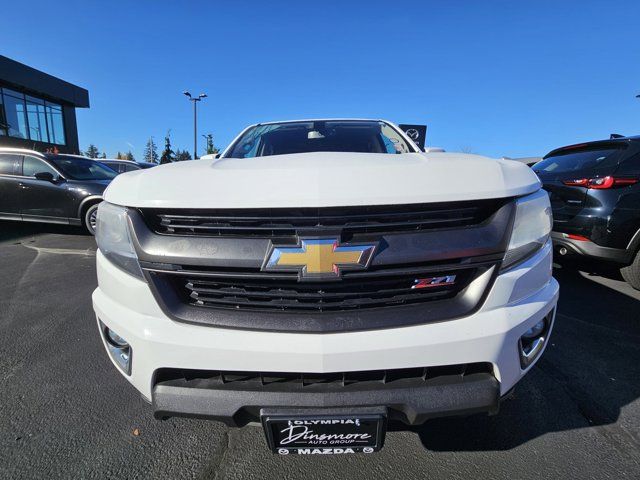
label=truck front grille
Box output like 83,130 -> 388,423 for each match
154,363 -> 493,389
168,266 -> 476,312
132,199 -> 512,331
139,199 -> 505,238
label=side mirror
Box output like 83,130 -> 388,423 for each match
199,153 -> 222,161
34,171 -> 56,182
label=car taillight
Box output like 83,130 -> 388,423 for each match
562,176 -> 638,189
563,233 -> 590,241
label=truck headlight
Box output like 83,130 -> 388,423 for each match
502,189 -> 552,270
95,202 -> 144,279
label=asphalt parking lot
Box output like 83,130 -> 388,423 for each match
1,223 -> 639,480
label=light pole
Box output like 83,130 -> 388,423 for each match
183,91 -> 207,159
202,134 -> 211,155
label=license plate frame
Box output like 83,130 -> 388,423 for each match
261,408 -> 387,455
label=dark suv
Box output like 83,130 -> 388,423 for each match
533,136 -> 640,289
0,148 -> 117,234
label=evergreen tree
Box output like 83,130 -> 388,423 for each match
160,130 -> 175,164
100,152 -> 107,159
115,152 -> 127,160
175,149 -> 193,161
202,133 -> 220,155
143,137 -> 159,163
125,151 -> 135,162
84,144 -> 100,158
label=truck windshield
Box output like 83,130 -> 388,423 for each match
49,156 -> 118,181
224,121 -> 415,158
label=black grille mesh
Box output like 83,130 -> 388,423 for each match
140,199 -> 505,237
168,267 -> 476,312
154,363 -> 493,389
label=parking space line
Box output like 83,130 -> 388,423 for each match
22,245 -> 96,256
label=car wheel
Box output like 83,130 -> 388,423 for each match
620,250 -> 640,290
84,203 -> 100,236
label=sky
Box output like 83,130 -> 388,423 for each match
2,0 -> 639,160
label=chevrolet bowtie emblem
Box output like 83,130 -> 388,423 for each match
263,238 -> 377,280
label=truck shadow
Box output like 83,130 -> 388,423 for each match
0,220 -> 87,243
554,255 -> 625,282
413,264 -> 640,451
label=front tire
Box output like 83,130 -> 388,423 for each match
83,203 -> 100,235
620,250 -> 640,290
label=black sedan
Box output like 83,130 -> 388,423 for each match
99,159 -> 157,174
0,148 -> 117,234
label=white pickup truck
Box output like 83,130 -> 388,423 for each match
92,119 -> 558,455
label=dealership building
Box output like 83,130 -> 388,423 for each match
0,55 -> 89,154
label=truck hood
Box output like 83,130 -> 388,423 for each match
103,152 -> 541,208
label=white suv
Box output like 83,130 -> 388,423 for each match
92,119 -> 558,455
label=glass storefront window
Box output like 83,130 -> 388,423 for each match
3,88 -> 25,99
0,88 -> 66,145
0,93 -> 6,136
2,89 -> 29,139
26,96 -> 49,143
45,102 -> 65,145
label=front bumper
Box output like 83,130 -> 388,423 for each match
93,241 -> 558,424
551,231 -> 631,263
153,368 -> 500,427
